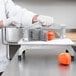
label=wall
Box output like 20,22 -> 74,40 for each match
14,0 -> 76,29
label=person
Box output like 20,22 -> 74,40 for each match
0,0 -> 53,75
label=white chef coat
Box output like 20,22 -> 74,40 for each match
0,0 -> 35,72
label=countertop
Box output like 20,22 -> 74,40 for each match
2,49 -> 76,76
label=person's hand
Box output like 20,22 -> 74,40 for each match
37,15 -> 53,26
32,15 -> 53,26
0,20 -> 3,28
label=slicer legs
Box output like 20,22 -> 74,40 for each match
18,45 -> 75,61
65,45 -> 75,61
18,46 -> 26,61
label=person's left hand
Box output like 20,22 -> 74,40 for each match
0,20 -> 3,28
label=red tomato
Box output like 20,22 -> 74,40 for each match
47,31 -> 55,40
58,53 -> 71,65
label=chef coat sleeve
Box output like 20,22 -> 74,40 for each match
3,0 -> 36,27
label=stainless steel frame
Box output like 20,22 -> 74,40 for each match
18,24 -> 72,60
2,27 -> 22,60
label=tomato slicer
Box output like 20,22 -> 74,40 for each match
18,22 -> 75,60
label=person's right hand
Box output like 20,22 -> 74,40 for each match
37,15 -> 53,26
0,20 -> 3,28
32,15 -> 53,26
